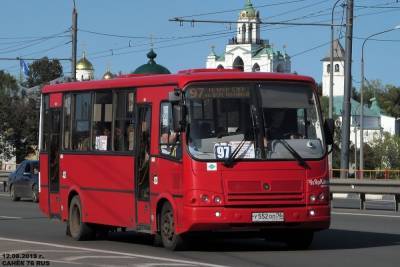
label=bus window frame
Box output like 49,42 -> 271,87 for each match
158,101 -> 182,162
58,88 -> 136,156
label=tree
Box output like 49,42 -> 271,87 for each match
0,71 -> 39,163
26,57 -> 63,87
379,85 -> 400,119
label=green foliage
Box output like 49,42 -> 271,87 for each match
26,57 -> 63,87
0,71 -> 39,163
370,133 -> 400,169
379,85 -> 400,119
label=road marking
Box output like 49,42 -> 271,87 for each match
0,237 -> 228,267
63,255 -> 136,261
332,211 -> 400,218
0,216 -> 22,219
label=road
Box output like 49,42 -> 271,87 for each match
0,192 -> 399,267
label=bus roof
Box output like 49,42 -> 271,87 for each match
41,70 -> 315,94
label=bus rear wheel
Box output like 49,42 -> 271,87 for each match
160,202 -> 185,250
68,196 -> 95,241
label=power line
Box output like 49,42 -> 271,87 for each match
177,0 -> 310,19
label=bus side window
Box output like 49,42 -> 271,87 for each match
114,91 -> 135,152
159,102 -> 181,158
92,92 -> 113,151
63,94 -> 72,150
72,93 -> 92,151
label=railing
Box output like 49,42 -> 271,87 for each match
332,169 -> 400,180
0,163 -> 17,171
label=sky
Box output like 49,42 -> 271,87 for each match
0,0 -> 399,89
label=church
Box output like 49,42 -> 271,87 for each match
206,0 -> 290,73
320,40 -> 399,149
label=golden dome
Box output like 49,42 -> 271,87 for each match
76,52 -> 94,71
102,70 -> 114,80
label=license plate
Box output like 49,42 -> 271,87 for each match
252,212 -> 284,222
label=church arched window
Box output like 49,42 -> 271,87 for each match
335,64 -> 340,72
276,64 -> 284,73
233,57 -> 244,72
327,64 -> 331,74
248,23 -> 253,43
241,24 -> 246,43
252,63 -> 260,72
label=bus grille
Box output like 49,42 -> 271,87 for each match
225,180 -> 304,204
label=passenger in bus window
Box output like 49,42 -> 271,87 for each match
114,127 -> 127,151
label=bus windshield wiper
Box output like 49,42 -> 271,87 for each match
223,136 -> 247,167
276,139 -> 310,169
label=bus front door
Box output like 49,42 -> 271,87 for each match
48,108 -> 61,217
135,105 -> 152,230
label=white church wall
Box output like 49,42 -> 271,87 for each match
381,114 -> 396,135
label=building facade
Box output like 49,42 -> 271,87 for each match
206,0 -> 291,73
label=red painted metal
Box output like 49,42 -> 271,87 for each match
39,70 -> 330,239
49,93 -> 62,108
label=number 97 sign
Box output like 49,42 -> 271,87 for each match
214,144 -> 231,159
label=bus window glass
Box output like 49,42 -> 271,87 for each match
63,94 -> 72,150
260,83 -> 324,159
159,102 -> 181,158
186,83 -> 325,161
92,92 -> 113,151
41,95 -> 50,151
187,85 -> 254,160
114,91 -> 135,151
72,93 -> 91,151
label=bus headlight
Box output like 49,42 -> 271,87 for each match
309,195 -> 317,202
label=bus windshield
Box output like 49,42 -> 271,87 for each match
186,82 -> 325,161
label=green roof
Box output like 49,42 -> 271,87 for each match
133,49 -> 170,75
333,96 -> 381,117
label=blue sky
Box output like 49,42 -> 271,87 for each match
1,0 -> 399,88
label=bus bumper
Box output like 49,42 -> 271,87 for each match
180,205 -> 330,233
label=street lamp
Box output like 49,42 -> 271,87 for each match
329,0 -> 343,176
359,24 -> 400,177
330,0 -> 344,120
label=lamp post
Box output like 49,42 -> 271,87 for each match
329,0 -> 343,177
360,25 -> 400,178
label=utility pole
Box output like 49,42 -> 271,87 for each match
340,0 -> 354,179
71,1 -> 78,81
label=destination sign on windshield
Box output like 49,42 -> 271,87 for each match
187,87 -> 250,99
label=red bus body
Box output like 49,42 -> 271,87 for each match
39,70 -> 330,248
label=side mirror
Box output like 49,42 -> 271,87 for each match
324,118 -> 334,146
168,88 -> 182,103
172,104 -> 187,132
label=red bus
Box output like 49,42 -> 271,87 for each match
39,69 -> 334,250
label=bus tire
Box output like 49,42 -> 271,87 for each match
68,195 -> 95,241
10,185 -> 20,201
284,230 -> 314,250
160,202 -> 185,250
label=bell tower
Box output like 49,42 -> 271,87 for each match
237,0 -> 261,44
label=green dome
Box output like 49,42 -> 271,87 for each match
133,49 -> 170,75
239,0 -> 257,19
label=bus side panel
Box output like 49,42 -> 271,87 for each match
60,154 -> 135,228
39,153 -> 49,216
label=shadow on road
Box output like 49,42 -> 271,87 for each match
104,229 -> 400,252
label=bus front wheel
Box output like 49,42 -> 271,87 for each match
68,196 -> 95,241
160,202 -> 185,250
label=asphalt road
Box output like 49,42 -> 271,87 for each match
0,192 -> 399,267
